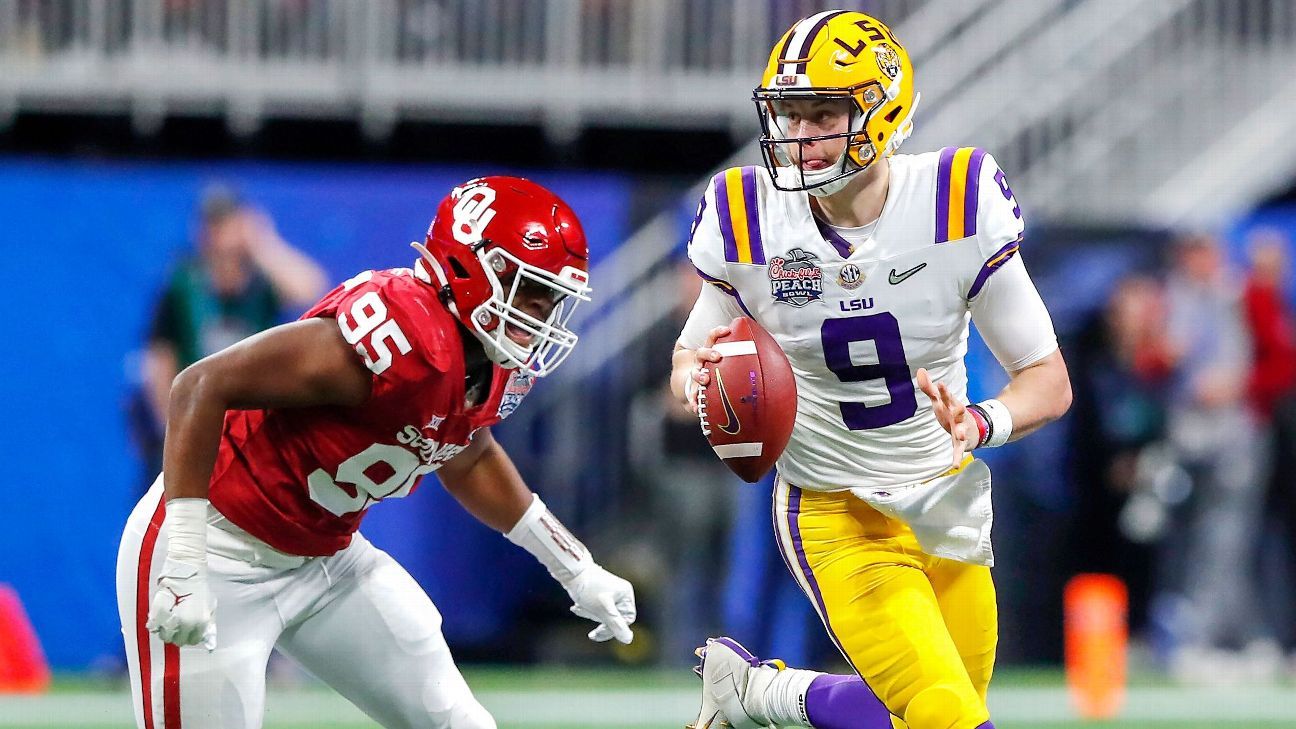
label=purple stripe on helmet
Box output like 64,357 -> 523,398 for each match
777,22 -> 798,72
712,637 -> 761,667
740,167 -> 766,264
795,11 -> 846,73
785,486 -> 850,660
966,238 -> 1021,299
935,146 -> 956,244
714,173 -> 740,263
693,266 -> 755,318
963,148 -> 987,238
976,723 -> 995,729
813,215 -> 854,259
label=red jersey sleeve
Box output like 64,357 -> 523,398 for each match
304,269 -> 457,401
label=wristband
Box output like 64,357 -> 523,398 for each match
973,398 -> 1013,448
165,497 -> 210,566
504,494 -> 591,583
966,405 -> 990,449
684,369 -> 700,408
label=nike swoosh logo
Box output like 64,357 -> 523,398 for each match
713,370 -> 742,436
888,262 -> 927,285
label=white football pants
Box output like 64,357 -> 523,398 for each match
116,478 -> 495,729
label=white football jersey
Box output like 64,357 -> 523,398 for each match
687,148 -> 1027,492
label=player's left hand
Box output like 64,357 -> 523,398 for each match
916,368 -> 978,468
563,563 -> 636,644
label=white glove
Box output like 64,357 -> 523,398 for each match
505,494 -> 637,644
146,558 -> 217,650
563,563 -> 637,644
145,497 -> 216,650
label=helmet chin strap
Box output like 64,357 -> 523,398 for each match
807,163 -> 860,197
801,146 -> 864,197
413,241 -> 527,370
478,333 -> 522,368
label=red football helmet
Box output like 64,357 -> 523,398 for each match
413,176 -> 591,376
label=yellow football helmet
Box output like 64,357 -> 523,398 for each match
754,10 -> 918,196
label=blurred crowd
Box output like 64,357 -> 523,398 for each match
1068,228 -> 1296,681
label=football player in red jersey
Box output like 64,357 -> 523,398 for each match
115,177 -> 636,729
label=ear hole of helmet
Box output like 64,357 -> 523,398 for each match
447,256 -> 472,279
885,105 -> 903,123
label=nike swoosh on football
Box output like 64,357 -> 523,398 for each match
888,262 -> 927,284
714,370 -> 743,436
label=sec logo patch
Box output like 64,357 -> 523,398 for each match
837,263 -> 864,290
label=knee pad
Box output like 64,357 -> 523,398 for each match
902,684 -> 987,729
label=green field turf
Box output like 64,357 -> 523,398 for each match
0,667 -> 1291,728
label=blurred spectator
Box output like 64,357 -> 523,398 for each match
1242,228 -> 1296,656
1157,232 -> 1277,681
626,258 -> 736,664
129,187 -> 327,485
1070,276 -> 1174,632
1243,228 -> 1296,416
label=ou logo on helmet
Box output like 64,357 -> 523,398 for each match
451,184 -> 498,245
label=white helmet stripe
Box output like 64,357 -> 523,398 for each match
779,10 -> 845,76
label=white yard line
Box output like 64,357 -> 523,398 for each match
1,685 -> 1294,726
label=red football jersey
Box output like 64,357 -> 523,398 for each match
207,267 -> 535,556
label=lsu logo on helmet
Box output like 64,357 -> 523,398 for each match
753,11 -> 919,195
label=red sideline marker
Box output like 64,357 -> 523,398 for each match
0,584 -> 51,693
1064,573 -> 1127,719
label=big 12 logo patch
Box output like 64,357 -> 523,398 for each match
768,248 -> 823,307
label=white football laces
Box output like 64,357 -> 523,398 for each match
692,366 -> 712,437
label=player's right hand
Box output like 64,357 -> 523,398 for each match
681,325 -> 732,414
916,368 -> 979,468
146,559 -> 217,650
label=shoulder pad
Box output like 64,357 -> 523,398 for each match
306,269 -> 456,376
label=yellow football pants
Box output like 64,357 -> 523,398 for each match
772,476 -> 996,729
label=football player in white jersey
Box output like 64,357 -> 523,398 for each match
670,11 -> 1071,729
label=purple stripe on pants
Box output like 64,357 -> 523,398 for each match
771,478 -> 799,578
784,486 -> 851,662
963,148 -> 987,238
935,146 -> 956,243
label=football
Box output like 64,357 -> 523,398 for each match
697,317 -> 797,483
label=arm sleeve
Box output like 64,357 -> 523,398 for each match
678,282 -> 746,349
969,255 -> 1059,372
